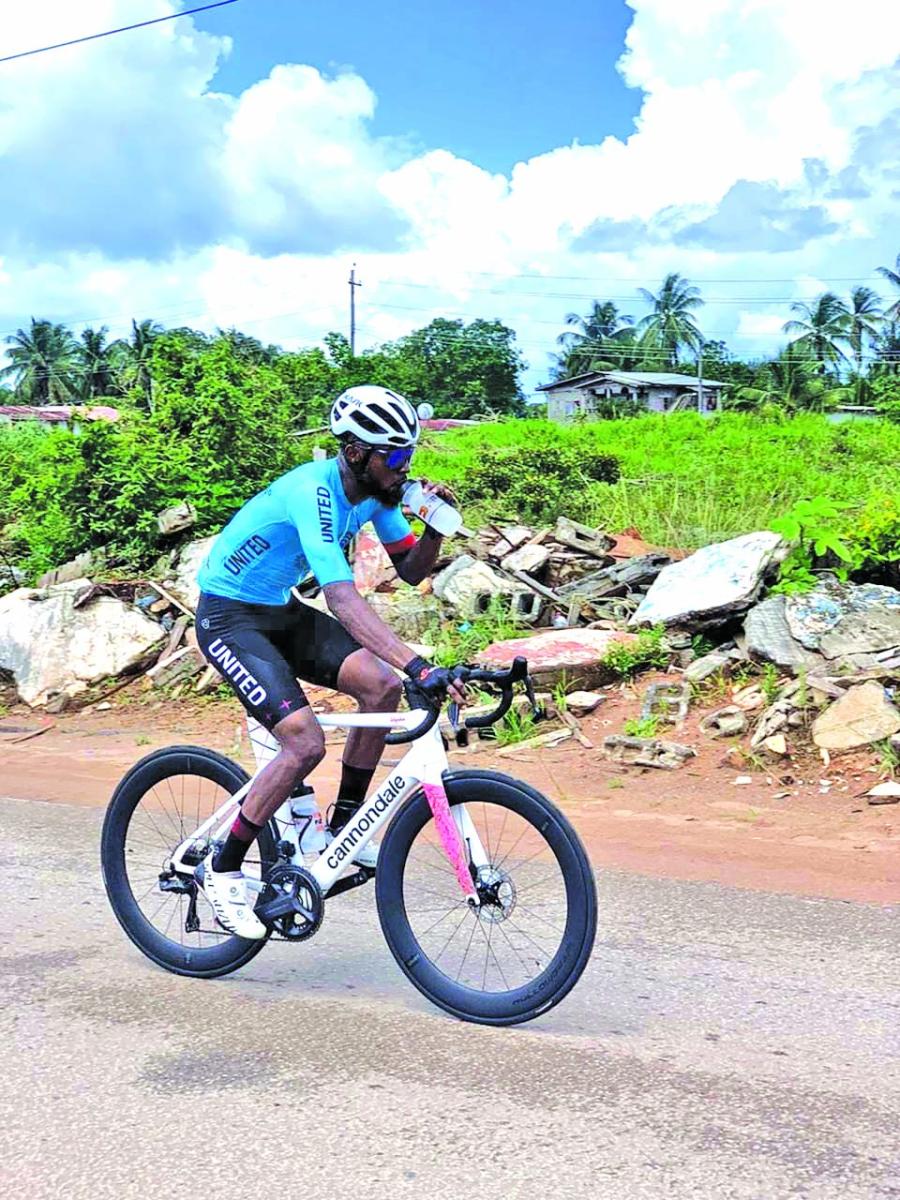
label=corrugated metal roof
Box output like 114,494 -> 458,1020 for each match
0,404 -> 120,423
538,370 -> 725,392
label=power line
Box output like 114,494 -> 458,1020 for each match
375,279 -> 896,306
459,269 -> 888,285
0,1 -> 240,65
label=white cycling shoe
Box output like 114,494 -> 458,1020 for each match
196,852 -> 267,940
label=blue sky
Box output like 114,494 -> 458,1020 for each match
196,0 -> 642,174
0,1 -> 898,393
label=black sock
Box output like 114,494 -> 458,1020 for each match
330,763 -> 376,832
213,810 -> 262,873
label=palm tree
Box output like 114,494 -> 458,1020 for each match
782,292 -> 849,372
555,301 -> 635,377
876,253 -> 900,322
0,318 -> 80,403
635,273 -> 704,368
731,344 -> 847,413
844,287 -> 883,374
117,318 -> 163,409
78,326 -> 119,401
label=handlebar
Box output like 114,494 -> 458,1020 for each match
384,656 -> 533,745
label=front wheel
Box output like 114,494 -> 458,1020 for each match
375,769 -> 597,1026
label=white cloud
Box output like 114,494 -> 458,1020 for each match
1,0 -> 899,389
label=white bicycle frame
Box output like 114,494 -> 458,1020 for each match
168,708 -> 488,903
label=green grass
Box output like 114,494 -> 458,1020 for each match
417,413 -> 900,550
423,594 -> 526,667
623,715 -> 660,738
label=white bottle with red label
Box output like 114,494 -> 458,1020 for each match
289,785 -> 327,864
402,480 -> 462,537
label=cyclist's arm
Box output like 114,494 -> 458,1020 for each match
322,581 -> 416,671
387,527 -> 443,586
372,503 -> 443,587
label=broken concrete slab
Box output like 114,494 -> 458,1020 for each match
500,543 -> 551,575
557,553 -> 671,602
866,781 -> 900,805
37,551 -> 94,588
0,579 -> 165,707
683,652 -> 731,682
811,681 -> 900,752
744,595 -> 825,672
157,501 -> 197,536
602,734 -> 697,769
699,706 -> 748,738
554,517 -> 615,559
477,627 -> 640,690
787,581 -> 900,649
366,589 -> 441,642
433,554 -> 510,616
786,583 -> 900,674
565,690 -> 606,716
488,526 -> 533,557
164,536 -> 216,611
630,531 -> 788,629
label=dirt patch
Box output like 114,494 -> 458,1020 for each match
1,676 -> 897,905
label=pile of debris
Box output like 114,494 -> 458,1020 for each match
3,498 -> 900,801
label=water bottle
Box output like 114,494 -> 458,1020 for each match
402,480 -> 463,537
289,785 -> 327,863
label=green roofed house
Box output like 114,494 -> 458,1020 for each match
538,370 -> 727,421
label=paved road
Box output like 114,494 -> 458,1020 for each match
1,795 -> 897,1200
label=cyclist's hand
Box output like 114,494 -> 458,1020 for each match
415,478 -> 458,506
404,657 -> 467,705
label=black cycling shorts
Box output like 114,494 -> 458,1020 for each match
195,592 -> 362,731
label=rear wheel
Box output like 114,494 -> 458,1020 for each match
101,745 -> 278,978
376,769 -> 596,1025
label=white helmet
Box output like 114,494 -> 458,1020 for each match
330,385 -> 420,448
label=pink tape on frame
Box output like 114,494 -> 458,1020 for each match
421,782 -> 477,899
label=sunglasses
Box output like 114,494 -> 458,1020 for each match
375,445 -> 415,470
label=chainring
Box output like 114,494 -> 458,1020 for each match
263,863 -> 324,942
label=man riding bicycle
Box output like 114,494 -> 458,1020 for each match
194,385 -> 465,939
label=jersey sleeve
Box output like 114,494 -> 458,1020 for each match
372,504 -> 415,556
286,479 -> 355,587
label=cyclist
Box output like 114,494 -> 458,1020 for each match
193,385 -> 465,938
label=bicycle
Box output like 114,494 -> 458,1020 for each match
100,657 -> 597,1026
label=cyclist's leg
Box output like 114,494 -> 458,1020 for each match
195,594 -> 327,867
279,600 -> 401,832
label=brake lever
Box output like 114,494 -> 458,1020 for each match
523,674 -> 548,721
447,699 -> 469,747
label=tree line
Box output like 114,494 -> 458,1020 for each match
2,255 -> 899,423
0,317 -> 526,422
554,257 -> 900,415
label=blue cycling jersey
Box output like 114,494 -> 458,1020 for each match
198,457 -> 413,605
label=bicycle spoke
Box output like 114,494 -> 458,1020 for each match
402,796 -> 573,995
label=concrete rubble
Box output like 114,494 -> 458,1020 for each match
477,627 -> 639,689
0,579 -> 165,706
602,734 -> 697,770
811,681 -> 900,752
3,501 -> 900,799
630,531 -> 788,629
744,581 -> 900,675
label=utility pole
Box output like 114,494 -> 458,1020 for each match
696,339 -> 704,413
348,263 -> 362,356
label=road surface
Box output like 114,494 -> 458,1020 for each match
1,796 -> 897,1199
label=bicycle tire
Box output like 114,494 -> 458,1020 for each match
375,769 -> 597,1026
101,745 -> 278,979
